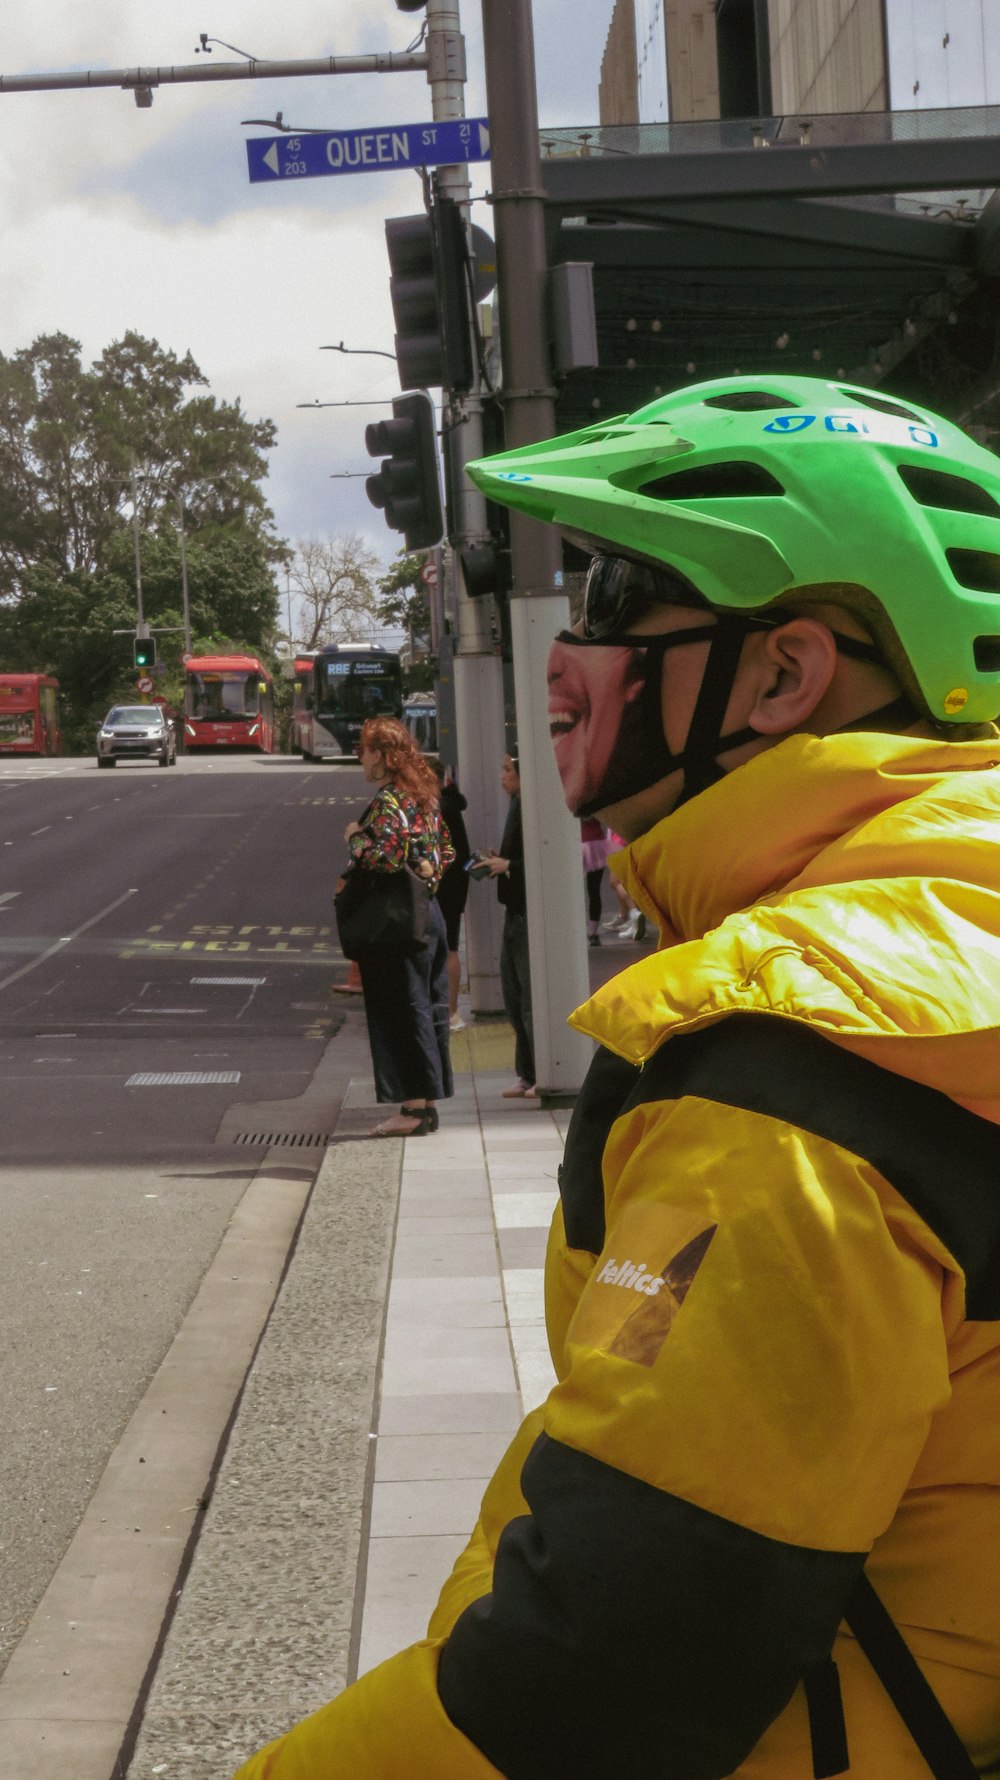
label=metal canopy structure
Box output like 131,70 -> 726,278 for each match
538,107 -> 1000,438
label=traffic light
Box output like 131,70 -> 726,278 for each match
385,199 -> 476,394
133,635 -> 157,670
365,393 -> 444,552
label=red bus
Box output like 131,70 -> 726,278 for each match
182,654 -> 275,752
0,674 -> 61,756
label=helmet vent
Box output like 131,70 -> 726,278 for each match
837,389 -> 927,423
639,461 -> 785,501
974,637 -> 1000,673
702,392 -> 798,412
898,464 -> 1000,518
947,549 -> 1000,593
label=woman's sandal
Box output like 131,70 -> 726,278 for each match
368,1104 -> 438,1138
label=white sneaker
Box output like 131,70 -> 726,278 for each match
449,1014 -> 466,1032
602,915 -> 627,930
620,913 -> 639,940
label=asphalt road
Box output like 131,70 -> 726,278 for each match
0,751 -> 369,1679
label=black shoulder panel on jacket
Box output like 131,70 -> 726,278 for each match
631,1014 -> 1000,1320
559,1045 -> 640,1253
437,1432 -> 865,1780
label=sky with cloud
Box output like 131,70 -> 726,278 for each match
0,2 -> 608,577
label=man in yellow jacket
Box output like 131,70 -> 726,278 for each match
235,377 -> 1000,1777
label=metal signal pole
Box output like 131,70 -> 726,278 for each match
425,0 -> 507,1015
480,0 -> 592,1094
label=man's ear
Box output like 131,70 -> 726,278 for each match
746,618 -> 838,736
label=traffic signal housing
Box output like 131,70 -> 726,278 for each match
366,393 -> 444,552
133,635 -> 157,670
385,200 -> 477,394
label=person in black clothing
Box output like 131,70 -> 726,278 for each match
431,759 -> 472,1030
480,753 -> 536,1098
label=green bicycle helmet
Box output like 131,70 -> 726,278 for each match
466,374 -> 1000,725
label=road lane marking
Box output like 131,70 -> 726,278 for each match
0,887 -> 139,992
30,825 -> 51,836
0,891 -> 21,908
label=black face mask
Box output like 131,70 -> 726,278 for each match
548,617 -> 772,818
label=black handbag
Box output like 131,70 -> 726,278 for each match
334,863 -> 431,959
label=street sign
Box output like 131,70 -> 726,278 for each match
136,676 -> 154,694
420,560 -> 438,587
246,119 -> 490,185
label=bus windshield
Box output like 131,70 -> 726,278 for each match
187,672 -> 260,722
317,659 -> 400,720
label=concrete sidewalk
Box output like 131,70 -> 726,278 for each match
122,921 -> 650,1778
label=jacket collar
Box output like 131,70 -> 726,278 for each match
613,732 -> 1000,945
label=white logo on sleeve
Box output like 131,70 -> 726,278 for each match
596,1257 -> 664,1297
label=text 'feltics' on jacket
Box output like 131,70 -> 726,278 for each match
235,730 -> 1000,1780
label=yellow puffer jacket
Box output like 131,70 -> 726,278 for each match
236,733 -> 1000,1780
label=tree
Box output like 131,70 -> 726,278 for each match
375,549 -> 430,637
0,330 -> 288,747
290,534 -> 381,650
375,549 -> 435,690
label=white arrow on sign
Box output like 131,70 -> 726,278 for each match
263,142 -> 280,176
478,122 -> 490,158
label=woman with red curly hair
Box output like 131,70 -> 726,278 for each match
343,716 -> 455,1136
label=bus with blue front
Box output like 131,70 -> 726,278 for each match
292,642 -> 403,761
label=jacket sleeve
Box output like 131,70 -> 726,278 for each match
434,1093 -> 955,1780
348,789 -> 406,872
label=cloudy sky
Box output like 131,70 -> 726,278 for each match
0,2 -> 607,573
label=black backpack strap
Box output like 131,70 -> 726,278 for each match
844,1573 -> 981,1778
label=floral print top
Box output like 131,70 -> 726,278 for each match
348,784 -> 454,893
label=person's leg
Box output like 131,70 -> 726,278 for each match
358,952 -> 409,1106
446,948 -> 462,1022
425,899 -> 453,1106
586,867 -> 603,944
500,912 -> 535,1088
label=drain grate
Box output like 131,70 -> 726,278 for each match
232,1130 -> 334,1147
190,977 -> 266,986
126,1071 -> 241,1087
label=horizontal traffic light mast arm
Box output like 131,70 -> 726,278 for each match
0,50 -> 429,97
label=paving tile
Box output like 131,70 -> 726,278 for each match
355,1534 -> 467,1677
387,1274 -> 503,1308
385,1296 -> 507,1332
389,1230 -> 499,1278
374,1431 -> 511,1482
503,1267 -> 548,1326
381,1322 -> 513,1364
370,1476 -> 488,1538
380,1349 -> 516,1398
397,1177 -> 491,1204
488,1158 -> 562,1180
511,1324 -> 559,1412
395,1212 -> 495,1236
376,1392 -> 522,1436
492,1191 -> 558,1229
498,1226 -> 549,1269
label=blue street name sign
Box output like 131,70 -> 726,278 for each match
247,118 -> 491,184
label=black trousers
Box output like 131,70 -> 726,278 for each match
499,909 -> 535,1086
359,898 -> 453,1104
